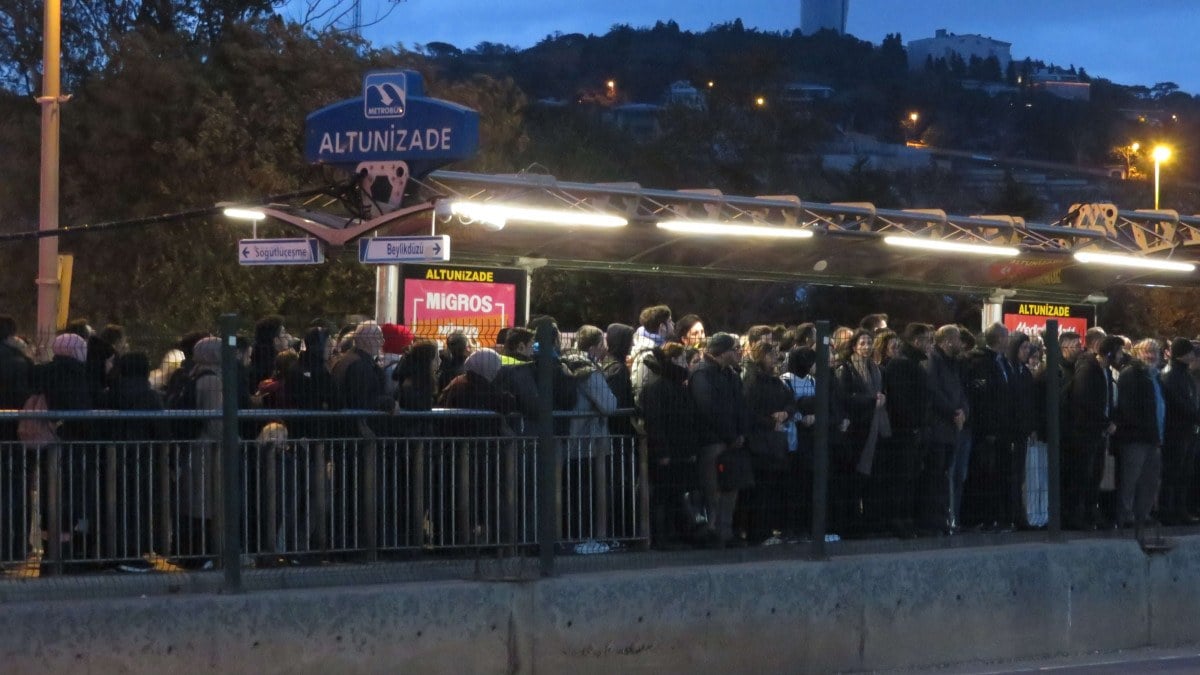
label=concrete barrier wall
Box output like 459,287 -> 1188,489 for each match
4,537 -> 1200,673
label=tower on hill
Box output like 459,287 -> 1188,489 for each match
801,0 -> 848,36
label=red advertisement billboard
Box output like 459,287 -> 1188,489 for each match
400,265 -> 526,346
1002,300 -> 1094,337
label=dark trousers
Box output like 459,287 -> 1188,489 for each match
1064,435 -> 1107,526
1161,436 -> 1197,518
921,442 -> 954,530
966,434 -> 1019,527
882,430 -> 923,530
649,455 -> 698,544
743,456 -> 788,542
787,452 -> 814,536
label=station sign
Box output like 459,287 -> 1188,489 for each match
1002,300 -> 1094,336
358,236 -> 450,264
304,70 -> 479,177
238,238 -> 324,266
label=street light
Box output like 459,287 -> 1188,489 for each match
908,111 -> 919,123
1152,144 -> 1171,209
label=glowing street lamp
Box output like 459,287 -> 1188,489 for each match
908,111 -> 919,123
754,96 -> 766,108
1153,144 -> 1171,209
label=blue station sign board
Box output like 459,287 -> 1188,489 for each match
304,70 -> 480,174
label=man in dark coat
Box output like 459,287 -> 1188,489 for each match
1159,338 -> 1200,524
883,323 -> 933,537
926,324 -> 968,533
601,323 -> 636,438
0,315 -> 33,560
329,321 -> 394,437
964,323 -> 1017,530
1114,339 -> 1165,528
1067,335 -> 1122,530
640,344 -> 701,547
690,332 -> 750,547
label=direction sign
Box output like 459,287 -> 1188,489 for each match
238,238 -> 324,266
359,235 -> 451,264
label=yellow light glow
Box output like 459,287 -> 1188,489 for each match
883,236 -> 1019,257
1153,145 -> 1172,163
606,80 -> 615,89
755,96 -> 766,107
1131,142 -> 1140,152
657,220 -> 813,239
908,112 -> 919,123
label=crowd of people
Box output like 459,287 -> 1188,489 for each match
2,303 -> 1199,566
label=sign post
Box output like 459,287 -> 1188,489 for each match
237,238 -> 324,266
358,236 -> 450,264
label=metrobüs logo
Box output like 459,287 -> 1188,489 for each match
364,71 -> 407,119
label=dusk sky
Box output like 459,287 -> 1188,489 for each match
315,0 -> 1200,94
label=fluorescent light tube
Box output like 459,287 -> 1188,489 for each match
1073,251 -> 1195,272
884,235 -> 1019,256
657,220 -> 814,239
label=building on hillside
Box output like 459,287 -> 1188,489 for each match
801,0 -> 848,35
663,81 -> 706,109
1029,67 -> 1090,101
603,103 -> 662,141
907,29 -> 1011,72
781,82 -> 835,104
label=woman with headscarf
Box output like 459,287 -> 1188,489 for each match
741,340 -> 795,545
836,328 -> 891,535
438,349 -> 516,438
174,336 -> 222,566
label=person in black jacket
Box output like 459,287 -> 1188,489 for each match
883,323 -> 933,537
641,343 -> 701,548
1158,338 -> 1200,524
0,315 -> 33,561
926,325 -> 968,533
601,323 -> 636,439
690,332 -> 750,547
1114,339 -> 1165,528
330,321 -> 395,437
1006,332 -> 1038,527
964,323 -> 1017,531
1066,335 -> 1121,529
741,340 -> 795,545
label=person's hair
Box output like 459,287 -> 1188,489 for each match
1098,335 -> 1124,362
795,322 -> 816,348
446,331 -> 470,357
771,324 -> 787,343
958,326 -> 977,351
872,329 -> 898,363
903,322 -> 933,344
982,322 -> 1009,349
841,328 -> 873,361
749,339 -> 777,365
0,315 -> 15,342
64,318 -> 92,339
745,325 -> 773,345
504,327 -> 535,352
859,313 -> 889,332
255,315 -> 285,344
675,314 -> 702,342
1060,331 -> 1081,347
575,325 -> 604,352
1133,338 -> 1160,361
299,326 -> 329,369
1085,326 -> 1108,351
638,305 -> 672,332
661,341 -> 685,360
99,324 -> 125,346
495,327 -> 511,348
934,324 -> 960,346
272,349 -> 299,378
526,316 -> 560,350
779,328 -> 800,353
178,331 -> 209,360
113,351 -> 151,380
395,339 -> 440,385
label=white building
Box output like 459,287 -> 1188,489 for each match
663,81 -> 706,109
801,0 -> 848,35
907,29 -> 1011,72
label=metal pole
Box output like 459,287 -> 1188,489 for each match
535,321 -> 558,576
219,314 -> 243,592
374,264 -> 399,324
1044,320 -> 1063,541
811,321 -> 831,560
36,0 -> 63,351
1154,160 -> 1161,210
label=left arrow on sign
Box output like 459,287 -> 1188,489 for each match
242,247 -> 250,258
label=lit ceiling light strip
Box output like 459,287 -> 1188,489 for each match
223,207 -> 266,221
657,220 -> 814,239
884,235 -> 1019,257
450,201 -> 627,228
1073,251 -> 1195,272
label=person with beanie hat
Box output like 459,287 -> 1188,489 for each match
381,324 -> 415,356
439,348 -> 515,437
1160,337 -> 1200,524
601,323 -> 636,438
690,330 -> 750,547
52,333 -> 87,363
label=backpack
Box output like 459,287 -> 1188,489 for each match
166,371 -> 216,439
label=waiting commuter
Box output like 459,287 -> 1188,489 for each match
741,340 -> 795,545
1114,339 -> 1165,529
883,323 -> 932,537
1158,338 -> 1199,524
836,328 -> 890,534
1066,335 -> 1121,530
601,323 -> 636,438
0,315 -> 33,562
249,315 -> 288,392
393,339 -> 440,436
1006,332 -> 1037,527
964,323 -> 1017,532
926,325 -> 968,533
174,336 -> 222,565
781,347 -> 817,536
641,343 -> 702,548
436,331 -> 472,391
631,304 -> 674,406
872,329 -> 900,367
675,314 -> 706,348
438,348 -> 516,438
691,332 -> 751,547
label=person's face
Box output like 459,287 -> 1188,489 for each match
1061,339 -> 1082,361
913,334 -> 933,356
684,322 -> 706,347
431,352 -> 442,375
516,340 -> 534,358
1141,348 -> 1160,368
590,336 -> 608,361
721,347 -> 742,368
885,338 -> 901,359
758,345 -> 779,370
854,334 -> 872,358
832,328 -> 853,351
1018,341 -> 1033,362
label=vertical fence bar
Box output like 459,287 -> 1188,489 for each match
811,320 -> 831,560
220,314 -> 243,592
535,322 -> 558,576
104,443 -> 117,559
1044,320 -> 1062,541
45,443 -> 61,573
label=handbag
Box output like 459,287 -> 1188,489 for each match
17,393 -> 58,448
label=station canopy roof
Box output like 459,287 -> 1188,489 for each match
256,170 -> 1200,304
